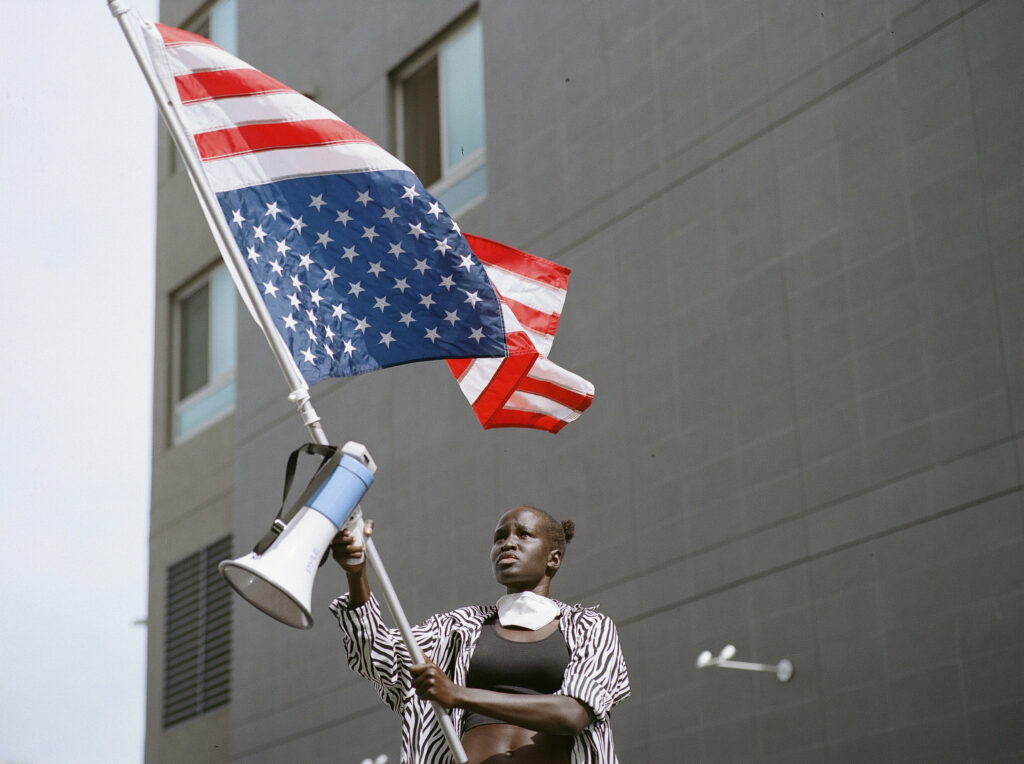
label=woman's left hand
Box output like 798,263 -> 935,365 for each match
410,660 -> 461,709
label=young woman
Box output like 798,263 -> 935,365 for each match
330,505 -> 630,763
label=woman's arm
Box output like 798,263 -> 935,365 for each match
410,662 -> 591,736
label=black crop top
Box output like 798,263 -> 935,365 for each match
462,616 -> 571,731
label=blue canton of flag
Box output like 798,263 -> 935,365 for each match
218,171 -> 508,385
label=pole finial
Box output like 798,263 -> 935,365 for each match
107,0 -> 130,17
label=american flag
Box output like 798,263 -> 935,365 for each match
142,22 -> 593,432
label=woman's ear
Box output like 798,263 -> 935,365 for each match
547,547 -> 563,574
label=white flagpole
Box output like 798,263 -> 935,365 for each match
108,3 -> 467,760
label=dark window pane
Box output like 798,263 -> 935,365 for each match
179,283 -> 210,400
402,56 -> 441,186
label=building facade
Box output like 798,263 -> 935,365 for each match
146,1 -> 1024,761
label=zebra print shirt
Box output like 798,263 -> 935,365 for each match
330,593 -> 630,763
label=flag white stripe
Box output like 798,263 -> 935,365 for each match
503,390 -> 582,422
163,42 -> 256,75
455,358 -> 503,403
481,262 -> 567,317
523,327 -> 554,357
526,356 -> 595,395
182,92 -> 346,134
202,143 -> 412,192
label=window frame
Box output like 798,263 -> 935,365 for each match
170,263 -> 237,445
393,12 -> 487,217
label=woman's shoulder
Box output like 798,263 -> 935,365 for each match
431,604 -> 495,629
557,600 -> 616,628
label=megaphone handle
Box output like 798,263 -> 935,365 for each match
364,536 -> 469,764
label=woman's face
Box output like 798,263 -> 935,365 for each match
491,507 -> 559,592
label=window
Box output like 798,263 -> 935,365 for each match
163,536 -> 233,728
172,264 -> 237,443
192,0 -> 238,54
395,14 -> 487,216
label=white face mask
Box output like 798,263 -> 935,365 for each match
496,591 -> 560,630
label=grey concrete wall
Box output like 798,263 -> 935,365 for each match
149,0 -> 1024,761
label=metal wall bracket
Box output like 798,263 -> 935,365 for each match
696,644 -> 794,683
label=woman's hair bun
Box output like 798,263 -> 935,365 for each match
561,519 -> 576,544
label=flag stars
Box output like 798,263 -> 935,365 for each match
393,277 -> 410,293
388,242 -> 405,258
419,293 -> 436,309
322,266 -> 339,284
253,224 -> 268,242
407,222 -> 425,240
231,209 -> 246,226
335,209 -> 353,225
413,259 -> 430,274
343,339 -> 357,356
341,246 -> 359,262
305,309 -> 318,326
283,313 -> 298,331
265,201 -> 282,219
378,331 -> 395,348
434,238 -> 452,255
247,246 -> 260,262
309,194 -> 327,211
398,311 -> 415,327
401,185 -> 420,202
348,282 -> 365,298
315,230 -> 334,247
288,292 -> 302,308
270,259 -> 284,276
439,274 -> 456,290
262,281 -> 279,297
368,261 -> 385,277
463,290 -> 483,308
354,317 -> 371,333
444,309 -> 460,325
427,201 -> 443,219
301,347 -> 317,363
298,252 -> 314,270
457,254 -> 475,271
355,190 -> 373,206
275,239 -> 291,256
331,303 -> 346,320
306,327 -> 317,342
289,216 -> 307,234
373,295 -> 390,312
290,274 -> 303,289
469,327 -> 486,341
361,226 -> 379,242
309,289 -> 324,306
424,326 -> 440,343
381,207 -> 399,222
324,326 -> 335,342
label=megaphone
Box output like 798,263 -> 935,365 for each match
220,441 -> 376,629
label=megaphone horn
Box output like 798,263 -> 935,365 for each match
220,441 -> 376,629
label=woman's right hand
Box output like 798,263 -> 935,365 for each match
331,520 -> 374,573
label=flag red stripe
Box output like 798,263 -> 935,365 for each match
194,119 -> 375,159
156,23 -> 219,47
499,295 -> 560,338
175,69 -> 292,104
515,376 -> 595,412
464,233 -> 570,291
470,352 -> 539,427
483,409 -> 569,433
447,358 -> 472,378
